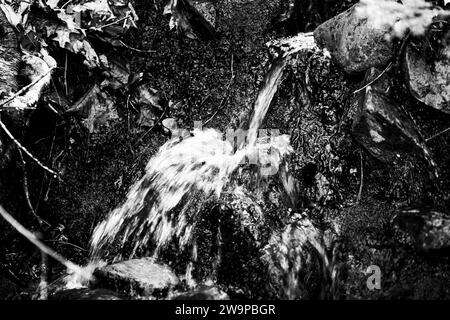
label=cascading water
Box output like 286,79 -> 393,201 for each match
87,33 -> 319,284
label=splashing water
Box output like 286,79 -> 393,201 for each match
89,33 -> 318,265
262,213 -> 332,299
90,128 -> 292,259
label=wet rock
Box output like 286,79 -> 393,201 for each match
162,118 -> 178,135
164,0 -> 217,40
171,285 -> 229,300
352,68 -> 437,173
393,207 -> 450,252
49,288 -> 124,300
313,3 -> 393,74
192,1 -> 217,28
404,41 -> 450,113
92,258 -> 180,298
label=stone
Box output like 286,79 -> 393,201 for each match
171,285 -> 229,300
313,3 -> 394,74
404,41 -> 450,113
49,288 -> 124,300
192,1 -> 216,28
92,258 -> 180,298
393,207 -> 450,252
351,68 -> 437,175
164,0 -> 217,40
162,118 -> 178,134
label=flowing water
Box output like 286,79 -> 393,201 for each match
87,33 -> 318,278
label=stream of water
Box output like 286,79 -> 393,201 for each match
85,33 -> 318,284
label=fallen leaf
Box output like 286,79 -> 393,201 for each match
67,85 -> 119,133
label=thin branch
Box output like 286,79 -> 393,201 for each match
0,204 -> 87,278
426,126 -> 450,141
0,67 -> 54,110
0,118 -> 59,177
17,149 -> 51,227
353,62 -> 393,95
95,15 -> 129,30
46,240 -> 88,252
64,52 -> 69,97
118,40 -> 156,53
357,150 -> 364,204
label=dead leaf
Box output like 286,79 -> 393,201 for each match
131,84 -> 165,112
100,56 -> 130,90
67,85 -> 119,133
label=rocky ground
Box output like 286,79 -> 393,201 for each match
2,0 -> 450,300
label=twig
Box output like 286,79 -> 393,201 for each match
353,62 -> 393,94
0,67 -> 54,109
95,15 -> 129,30
61,0 -> 73,9
0,118 -> 59,177
357,150 -> 364,204
426,126 -> 450,141
118,40 -> 156,53
0,204 -> 87,278
49,79 -> 63,116
43,130 -> 57,202
17,149 -> 51,227
64,52 -> 68,97
46,240 -> 88,252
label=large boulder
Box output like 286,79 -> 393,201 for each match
352,68 -> 437,175
404,41 -> 450,113
92,258 -> 180,298
314,3 -> 393,74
